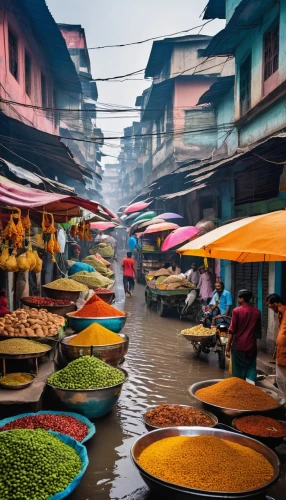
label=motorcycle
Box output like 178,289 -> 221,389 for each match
191,322 -> 229,369
177,289 -> 203,321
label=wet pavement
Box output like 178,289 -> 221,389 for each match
68,256 -> 286,500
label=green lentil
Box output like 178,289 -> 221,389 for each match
0,428 -> 82,500
48,355 -> 125,389
0,339 -> 50,355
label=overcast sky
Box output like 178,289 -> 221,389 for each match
47,0 -> 224,163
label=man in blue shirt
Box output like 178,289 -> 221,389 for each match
209,281 -> 232,326
127,235 -> 141,253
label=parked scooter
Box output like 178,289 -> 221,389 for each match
191,322 -> 229,369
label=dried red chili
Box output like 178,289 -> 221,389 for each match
93,288 -> 114,294
234,415 -> 286,438
145,405 -> 215,428
23,297 -> 73,307
1,414 -> 88,441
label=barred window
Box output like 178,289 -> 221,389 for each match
240,55 -> 251,116
25,52 -> 31,96
264,23 -> 279,81
8,30 -> 18,80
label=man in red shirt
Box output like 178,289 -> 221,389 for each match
121,252 -> 136,297
226,289 -> 261,382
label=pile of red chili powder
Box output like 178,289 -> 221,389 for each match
72,294 -> 125,318
1,414 -> 88,441
234,415 -> 286,438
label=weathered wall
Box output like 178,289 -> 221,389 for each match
216,87 -> 238,155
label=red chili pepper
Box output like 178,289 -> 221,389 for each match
23,297 -> 73,307
1,414 -> 88,441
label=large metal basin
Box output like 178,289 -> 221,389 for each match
189,379 -> 286,419
47,368 -> 128,419
43,287 -> 81,302
143,405 -> 218,431
66,313 -> 128,333
59,333 -> 129,366
131,426 -> 280,499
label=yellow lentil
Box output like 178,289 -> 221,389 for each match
43,278 -> 88,292
195,377 -> 278,411
138,436 -> 274,492
68,323 -> 123,346
0,338 -> 50,355
0,373 -> 33,386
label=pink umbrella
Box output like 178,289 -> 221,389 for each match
161,226 -> 199,251
90,221 -> 117,230
124,201 -> 151,214
143,222 -> 179,234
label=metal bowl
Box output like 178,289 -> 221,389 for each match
66,313 -> 128,333
91,291 -> 115,304
46,368 -> 128,419
42,288 -> 82,302
20,297 -> 77,317
232,417 -> 286,449
59,333 -> 129,366
181,332 -> 216,343
131,426 -> 280,499
0,372 -> 35,390
143,405 -> 218,431
189,379 -> 286,418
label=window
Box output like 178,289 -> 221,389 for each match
240,55 -> 251,116
264,23 -> 279,81
8,29 -> 18,80
25,52 -> 31,96
41,73 -> 47,107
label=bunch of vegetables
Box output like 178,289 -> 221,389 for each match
70,219 -> 92,241
0,308 -> 65,337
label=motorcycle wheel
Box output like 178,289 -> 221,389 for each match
217,344 -> 226,369
192,341 -> 202,355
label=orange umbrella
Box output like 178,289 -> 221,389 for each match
143,222 -> 179,234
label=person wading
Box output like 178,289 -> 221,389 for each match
121,251 -> 136,297
226,289 -> 261,383
266,293 -> 286,395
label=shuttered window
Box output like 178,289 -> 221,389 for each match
264,23 -> 279,81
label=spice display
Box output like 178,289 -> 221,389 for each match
234,415 -> 286,438
72,294 -> 125,318
68,323 -> 123,346
195,377 -> 278,411
0,428 -> 82,500
0,338 -> 50,355
72,270 -> 114,288
83,255 -> 113,277
0,308 -> 65,337
94,253 -> 111,266
93,287 -> 114,294
137,435 -> 274,492
22,296 -> 73,307
1,414 -> 88,441
94,243 -> 114,258
182,325 -> 215,336
48,355 -> 125,389
145,405 -> 215,428
43,277 -> 88,292
0,373 -> 34,386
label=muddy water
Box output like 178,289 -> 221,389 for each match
69,258 -> 226,500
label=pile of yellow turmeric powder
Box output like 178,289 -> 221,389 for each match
138,436 -> 274,492
68,323 -> 124,346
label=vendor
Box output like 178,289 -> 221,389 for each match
68,261 -> 95,276
167,260 -> 181,276
209,281 -> 232,326
185,263 -> 200,286
266,293 -> 286,395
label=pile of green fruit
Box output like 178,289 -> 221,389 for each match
0,429 -> 82,500
48,355 -> 126,390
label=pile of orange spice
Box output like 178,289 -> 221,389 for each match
68,323 -> 123,346
72,294 -> 125,318
234,415 -> 286,438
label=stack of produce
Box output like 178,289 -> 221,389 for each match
0,308 -> 65,337
48,355 -> 125,389
94,243 -> 114,258
156,276 -> 167,285
0,246 -> 42,273
161,275 -> 195,290
22,297 -> 73,307
71,294 -> 125,318
72,270 -> 114,288
94,253 -> 111,266
1,414 -> 89,441
0,338 -> 50,355
68,323 -> 123,346
195,377 -> 278,411
234,415 -> 286,438
83,255 -> 113,277
147,268 -> 170,278
137,435 -> 274,492
0,429 -> 82,499
145,405 -> 215,428
182,325 -> 214,336
43,278 -> 88,292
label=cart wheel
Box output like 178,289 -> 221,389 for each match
157,297 -> 167,317
217,344 -> 226,369
145,292 -> 152,308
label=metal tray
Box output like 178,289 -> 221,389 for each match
0,372 -> 35,390
181,332 -> 216,343
131,426 -> 280,499
143,405 -> 218,431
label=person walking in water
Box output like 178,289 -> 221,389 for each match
121,251 -> 136,297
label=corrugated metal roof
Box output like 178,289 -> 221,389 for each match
203,0 -> 274,57
21,1 -> 81,94
203,0 -> 226,20
197,76 -> 235,106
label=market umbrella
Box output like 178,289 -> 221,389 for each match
143,222 -> 179,234
133,211 -> 157,223
90,221 -> 117,230
161,226 -> 199,251
125,212 -> 142,223
129,218 -> 165,236
159,212 -> 183,220
124,201 -> 152,214
177,210 -> 286,262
